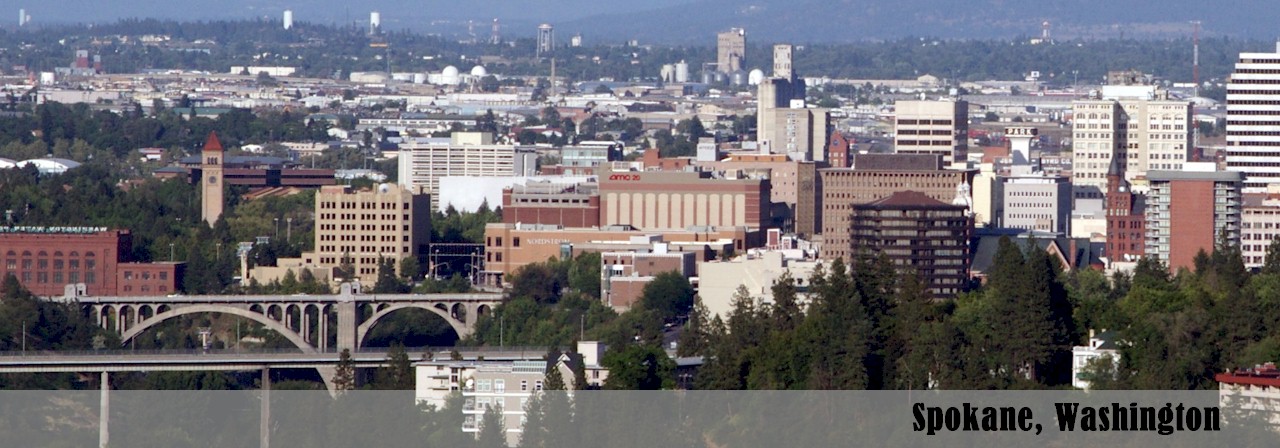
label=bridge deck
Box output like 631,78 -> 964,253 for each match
46,293 -> 504,304
0,347 -> 549,373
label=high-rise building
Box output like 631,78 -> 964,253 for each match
893,99 -> 969,168
1001,174 -> 1072,234
369,11 -> 381,35
283,10 -> 293,30
716,28 -> 745,73
18,8 -> 26,27
772,44 -> 793,81
1144,169 -> 1243,272
536,24 -> 554,57
397,132 -> 538,202
200,132 -> 225,225
1226,44 -> 1280,192
818,154 -> 973,261
1071,83 -> 1192,201
850,191 -> 971,298
250,184 -> 431,288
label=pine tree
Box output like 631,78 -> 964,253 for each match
378,343 -> 413,390
677,298 -> 711,357
889,269 -> 934,389
545,363 -> 567,391
333,348 -> 356,394
476,404 -> 507,448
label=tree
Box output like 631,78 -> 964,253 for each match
476,404 -> 507,448
545,363 -> 567,391
676,298 -> 711,357
376,343 -> 414,390
638,271 -> 694,322
373,257 -> 408,293
333,349 -> 355,394
601,344 -> 675,390
399,256 -> 421,281
1263,236 -> 1280,275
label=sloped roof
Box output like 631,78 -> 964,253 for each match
970,234 -> 1101,274
203,131 -> 223,152
863,191 -> 951,208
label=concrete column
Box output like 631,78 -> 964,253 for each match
301,307 -> 310,343
260,367 -> 270,448
319,308 -> 329,352
335,301 -> 358,352
99,371 -> 109,448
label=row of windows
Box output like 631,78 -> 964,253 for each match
897,119 -> 954,125
318,201 -> 410,210
897,140 -> 956,147
121,271 -> 168,281
5,259 -> 97,271
896,129 -> 954,136
317,246 -> 409,254
1226,99 -> 1280,105
0,269 -> 97,285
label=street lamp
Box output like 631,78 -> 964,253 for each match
273,218 -> 280,237
286,218 -> 293,243
169,243 -> 175,262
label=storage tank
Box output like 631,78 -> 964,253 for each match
660,64 -> 675,83
729,69 -> 748,86
674,61 -> 690,83
711,71 -> 727,85
748,69 -> 765,85
412,73 -> 427,84
441,66 -> 461,85
700,71 -> 716,85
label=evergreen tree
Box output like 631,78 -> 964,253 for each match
1264,236 -> 1280,275
373,257 -> 407,293
888,269 -> 935,389
333,348 -> 356,394
377,343 -> 414,390
476,404 -> 507,448
545,364 -> 567,391
676,298 -> 711,357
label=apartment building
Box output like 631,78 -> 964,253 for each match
1144,169 -> 1243,272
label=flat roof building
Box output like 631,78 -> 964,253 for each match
598,170 -> 770,232
397,132 -> 538,202
0,227 -> 183,297
1145,169 -> 1243,272
894,99 -> 969,168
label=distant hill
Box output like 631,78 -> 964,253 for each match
16,0 -> 1280,43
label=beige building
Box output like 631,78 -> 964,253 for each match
482,223 -> 754,283
893,99 -> 969,167
697,251 -> 824,320
1070,85 -> 1193,201
818,154 -> 973,261
598,171 -> 771,231
1238,192 -> 1280,268
397,132 -> 537,201
757,107 -> 831,163
249,184 -> 430,288
716,28 -> 746,73
699,155 -> 819,237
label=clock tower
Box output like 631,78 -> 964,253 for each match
200,131 -> 225,225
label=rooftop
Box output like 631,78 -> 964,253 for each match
862,191 -> 952,208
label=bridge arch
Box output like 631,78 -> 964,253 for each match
356,303 -> 469,348
120,304 -> 317,354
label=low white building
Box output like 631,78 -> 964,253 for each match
696,250 -> 823,320
1071,330 -> 1119,390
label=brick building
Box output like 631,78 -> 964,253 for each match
850,191 -> 971,298
1105,165 -> 1146,264
600,247 -> 696,310
0,227 -> 183,297
501,181 -> 601,228
818,153 -> 973,261
1144,169 -> 1243,272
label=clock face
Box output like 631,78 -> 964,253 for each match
207,176 -> 218,185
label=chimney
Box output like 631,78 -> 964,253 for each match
1068,239 -> 1078,268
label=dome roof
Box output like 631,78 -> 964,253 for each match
442,65 -> 460,77
470,65 -> 487,77
748,69 -> 765,85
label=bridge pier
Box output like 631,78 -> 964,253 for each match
99,371 -> 109,448
335,301 -> 357,352
261,368 -> 270,448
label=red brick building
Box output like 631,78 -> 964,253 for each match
828,132 -> 853,168
0,228 -> 183,297
1105,168 -> 1145,263
502,182 -> 601,228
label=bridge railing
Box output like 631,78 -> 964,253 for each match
0,346 -> 551,358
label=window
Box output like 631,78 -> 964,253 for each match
521,380 -> 528,391
477,379 -> 492,392
535,381 -> 543,391
513,237 -> 520,247
495,379 -> 505,393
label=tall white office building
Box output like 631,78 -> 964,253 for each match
283,10 -> 293,30
1226,44 -> 1280,192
